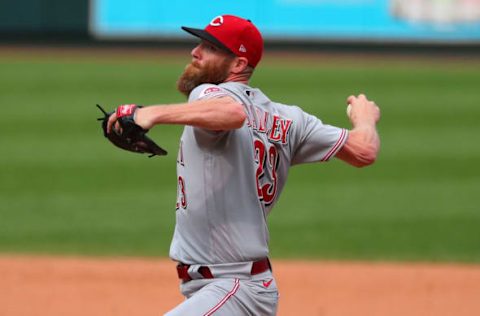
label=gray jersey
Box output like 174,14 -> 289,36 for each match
169,82 -> 348,265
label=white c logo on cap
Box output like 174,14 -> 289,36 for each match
210,16 -> 224,27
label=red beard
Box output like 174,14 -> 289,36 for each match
176,58 -> 232,97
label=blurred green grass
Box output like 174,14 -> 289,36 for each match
0,50 -> 479,262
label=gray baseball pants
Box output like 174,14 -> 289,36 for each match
165,270 -> 279,316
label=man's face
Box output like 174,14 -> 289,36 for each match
177,41 -> 235,96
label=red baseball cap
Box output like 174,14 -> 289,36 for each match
181,15 -> 264,68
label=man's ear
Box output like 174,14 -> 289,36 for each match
230,57 -> 249,74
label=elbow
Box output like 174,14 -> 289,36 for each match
352,147 -> 378,168
353,156 -> 377,168
229,103 -> 247,129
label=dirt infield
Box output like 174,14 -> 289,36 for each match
1,256 -> 480,316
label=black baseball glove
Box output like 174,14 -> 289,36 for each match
96,104 -> 167,157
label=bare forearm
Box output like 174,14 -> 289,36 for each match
136,97 -> 247,130
337,124 -> 380,167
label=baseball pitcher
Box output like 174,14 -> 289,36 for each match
105,14 -> 380,316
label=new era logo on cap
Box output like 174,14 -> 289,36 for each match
181,15 -> 264,68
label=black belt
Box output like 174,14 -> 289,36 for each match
176,258 -> 271,282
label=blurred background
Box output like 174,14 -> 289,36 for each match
2,0 -> 480,44
0,0 -> 479,263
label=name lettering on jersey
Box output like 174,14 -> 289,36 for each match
269,115 -> 293,144
246,106 -> 293,144
256,108 -> 268,132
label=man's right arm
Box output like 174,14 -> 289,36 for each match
107,97 -> 246,133
335,94 -> 381,168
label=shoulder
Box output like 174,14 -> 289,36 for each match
188,84 -> 232,102
269,101 -> 310,122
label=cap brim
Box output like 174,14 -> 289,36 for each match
181,26 -> 233,54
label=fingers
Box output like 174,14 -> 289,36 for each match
347,93 -> 368,105
347,95 -> 356,105
347,94 -> 376,108
114,121 -> 123,135
107,113 -> 118,134
345,94 -> 380,125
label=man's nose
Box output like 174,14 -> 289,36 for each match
191,44 -> 201,60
